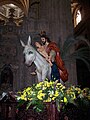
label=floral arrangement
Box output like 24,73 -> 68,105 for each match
17,79 -> 90,112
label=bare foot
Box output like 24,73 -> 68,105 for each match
30,72 -> 36,75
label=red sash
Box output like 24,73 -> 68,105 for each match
47,42 -> 68,82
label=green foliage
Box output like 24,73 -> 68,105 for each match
16,80 -> 90,112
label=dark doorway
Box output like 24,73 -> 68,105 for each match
0,64 -> 13,87
76,60 -> 90,88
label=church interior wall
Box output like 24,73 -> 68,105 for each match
0,0 -> 90,93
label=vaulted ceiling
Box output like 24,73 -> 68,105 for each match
0,0 -> 89,26
0,0 -> 30,25
0,0 -> 30,16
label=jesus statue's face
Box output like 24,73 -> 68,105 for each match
41,37 -> 46,45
